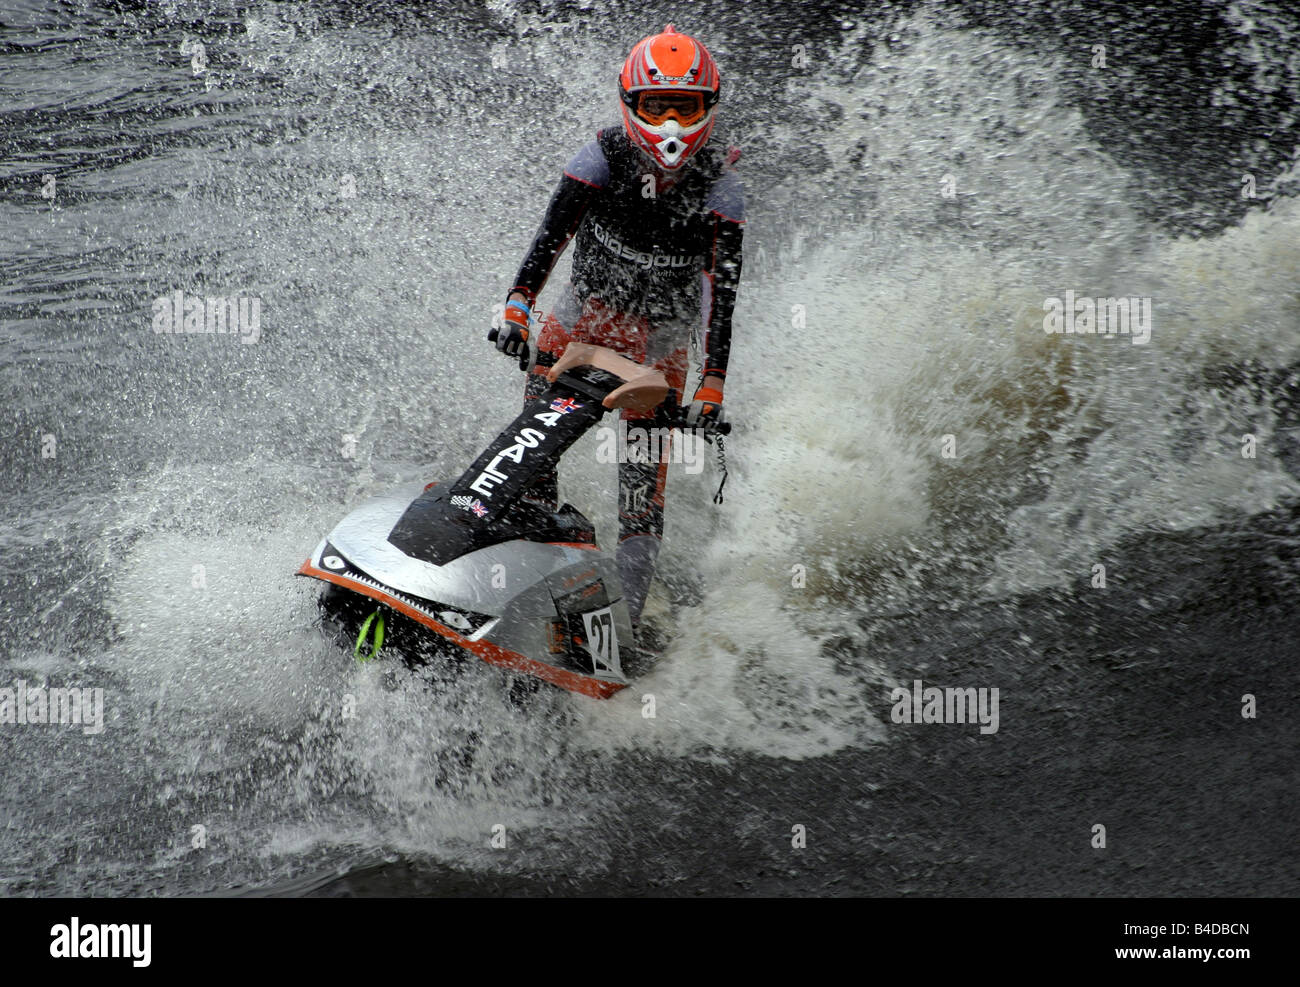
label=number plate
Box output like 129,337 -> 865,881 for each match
580,606 -> 623,679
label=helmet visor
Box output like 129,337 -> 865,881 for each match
635,90 -> 708,126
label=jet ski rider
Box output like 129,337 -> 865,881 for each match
491,25 -> 745,635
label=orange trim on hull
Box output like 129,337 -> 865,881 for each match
297,558 -> 626,699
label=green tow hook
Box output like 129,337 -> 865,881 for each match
354,610 -> 386,663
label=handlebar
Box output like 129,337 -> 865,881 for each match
650,390 -> 732,436
488,327 -> 556,369
488,328 -> 730,436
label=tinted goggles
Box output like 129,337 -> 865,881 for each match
635,90 -> 708,126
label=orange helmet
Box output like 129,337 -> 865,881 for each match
618,25 -> 721,171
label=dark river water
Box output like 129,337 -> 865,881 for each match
2,0 -> 1297,896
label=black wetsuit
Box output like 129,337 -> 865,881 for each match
512,124 -> 745,376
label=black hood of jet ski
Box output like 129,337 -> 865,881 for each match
389,489 -> 597,566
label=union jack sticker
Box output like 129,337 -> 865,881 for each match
550,397 -> 583,414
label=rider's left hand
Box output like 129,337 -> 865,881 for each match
686,381 -> 726,432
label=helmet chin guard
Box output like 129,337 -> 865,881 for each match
655,124 -> 689,169
619,111 -> 716,171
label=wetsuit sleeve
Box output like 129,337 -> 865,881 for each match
700,170 -> 746,380
509,141 -> 608,304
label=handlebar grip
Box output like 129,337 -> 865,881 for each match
488,325 -> 532,343
653,399 -> 730,436
487,337 -> 729,432
490,327 -> 547,371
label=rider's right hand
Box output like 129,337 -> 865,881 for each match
493,296 -> 531,358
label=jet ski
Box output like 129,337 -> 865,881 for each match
298,338 -> 727,699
